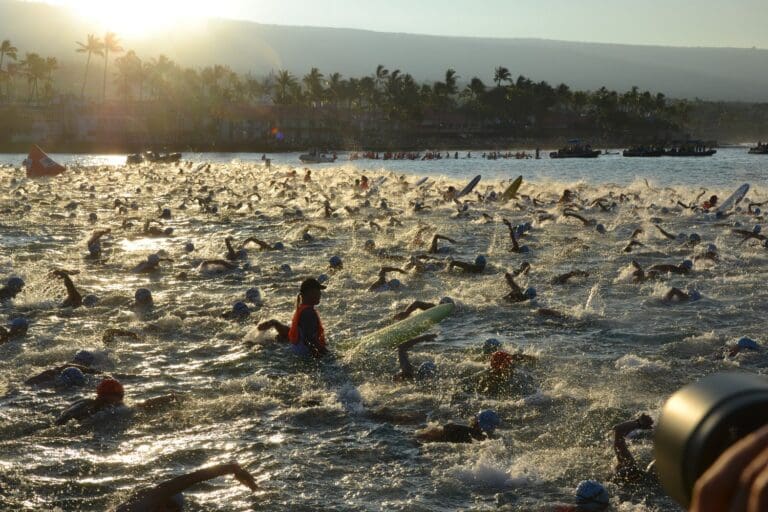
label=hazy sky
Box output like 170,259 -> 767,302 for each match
38,0 -> 768,48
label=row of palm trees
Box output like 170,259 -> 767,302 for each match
0,39 -> 59,103
1,32 -> 692,136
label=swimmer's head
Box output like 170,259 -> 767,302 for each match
96,378 -> 124,402
183,242 -> 195,253
595,224 -> 606,234
476,409 -> 500,434
364,239 -> 375,251
231,301 -> 250,318
73,350 -> 96,367
755,207 -> 762,215
519,245 -> 530,253
416,361 -> 437,381
490,350 -> 514,372
302,232 -> 313,242
59,367 -> 86,387
273,242 -> 285,250
88,212 -> 98,222
681,259 -> 693,270
363,200 -> 371,208
688,233 -> 701,243
135,288 -> 153,307
707,243 -> 718,254
387,278 -> 402,290
660,207 -> 669,214
6,277 -> 24,293
754,224 -> 762,234
688,289 -> 702,302
575,480 -> 610,511
439,297 -> 454,305
474,255 -> 487,268
317,274 -> 330,284
164,227 -> 174,236
737,336 -> 760,350
483,338 -> 502,354
523,221 -> 533,232
329,255 -> 343,269
160,208 -> 172,219
279,263 -> 292,273
83,294 -> 99,307
9,317 -> 29,335
147,254 -> 161,265
523,287 -> 537,300
245,288 -> 262,305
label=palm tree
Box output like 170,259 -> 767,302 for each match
42,56 -> 58,101
76,34 -> 103,99
444,68 -> 459,97
113,50 -> 141,101
0,39 -> 18,72
273,69 -> 297,105
20,53 -> 46,103
493,66 -> 511,87
101,32 -> 123,101
302,67 -> 325,107
326,72 -> 343,107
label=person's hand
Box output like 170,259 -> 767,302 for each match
637,413 -> 654,429
232,464 -> 258,491
690,423 -> 768,512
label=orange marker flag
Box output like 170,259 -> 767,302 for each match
25,145 -> 66,178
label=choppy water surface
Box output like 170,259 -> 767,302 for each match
1,151 -> 768,511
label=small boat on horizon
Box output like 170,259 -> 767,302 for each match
623,145 -> 665,157
126,151 -> 183,165
549,140 -> 600,159
299,150 -> 336,163
748,142 -> 768,154
664,141 -> 716,157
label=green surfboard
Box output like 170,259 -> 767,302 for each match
501,175 -> 523,201
342,302 -> 455,359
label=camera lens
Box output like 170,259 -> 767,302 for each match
654,372 -> 768,507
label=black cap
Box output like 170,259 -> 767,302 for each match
300,278 -> 326,293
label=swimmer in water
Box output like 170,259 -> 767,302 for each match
242,237 -> 285,251
55,378 -> 178,426
653,224 -> 680,241
51,270 -> 83,308
612,413 -> 656,484
25,350 -> 103,386
503,272 -> 536,302
86,228 -> 111,258
551,270 -> 590,285
132,254 -> 173,273
224,236 -> 248,261
501,218 -> 530,253
415,409 -> 500,443
558,189 -> 576,204
0,317 -> 29,343
726,336 -> 760,358
143,219 -> 173,237
647,259 -> 693,275
663,287 -> 701,303
448,255 -> 487,274
0,276 -> 25,302
368,267 -> 406,292
428,234 -> 456,254
393,333 -> 438,382
733,225 -> 766,245
463,349 -> 537,397
109,462 -> 258,512
392,297 -> 454,321
222,301 -> 250,320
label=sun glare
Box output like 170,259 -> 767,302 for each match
65,0 -> 206,37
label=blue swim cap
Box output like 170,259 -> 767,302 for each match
183,242 -> 195,253
73,350 -> 95,366
273,242 -> 285,250
475,255 -> 487,267
575,480 -> 610,511
519,245 -> 531,253
476,409 -> 501,434
755,208 -> 762,215
83,294 -> 99,307
416,361 -> 437,380
754,225 -> 762,234
302,232 -> 313,241
279,263 -> 292,272
689,290 -> 702,302
524,287 -> 537,300
387,278 -> 402,289
329,255 -> 343,268
523,221 -> 533,231
9,317 -> 29,333
681,259 -> 693,270
317,273 -> 330,284
595,224 -> 606,234
660,207 -> 670,214
232,301 -> 250,317
738,336 -> 760,350
60,367 -> 86,386
6,277 -> 24,291
364,239 -> 375,250
716,211 -> 725,219
164,227 -> 174,236
161,208 -> 171,219
689,233 -> 701,243
483,338 -> 502,354
147,254 -> 160,265
707,244 -> 717,254
245,288 -> 262,305
439,296 -> 454,305
135,288 -> 153,305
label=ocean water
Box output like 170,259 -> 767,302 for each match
0,149 -> 767,511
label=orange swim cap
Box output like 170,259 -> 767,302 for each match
96,378 -> 124,399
